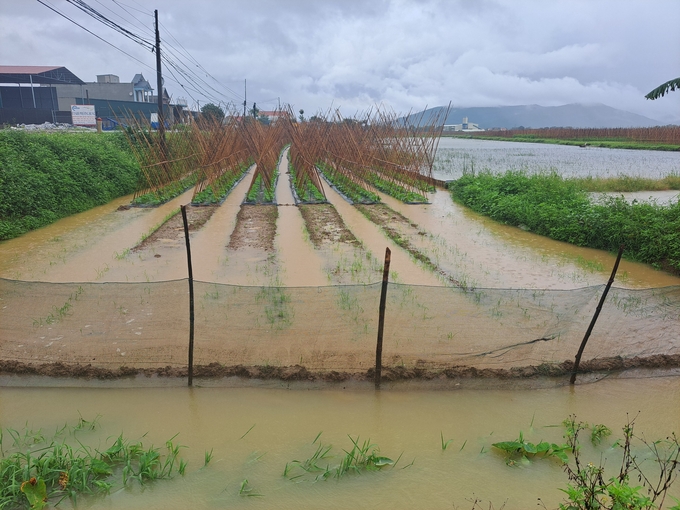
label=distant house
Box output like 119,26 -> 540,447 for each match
258,110 -> 291,124
52,73 -> 157,111
443,117 -> 485,132
0,65 -> 178,127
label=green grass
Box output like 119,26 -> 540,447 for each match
284,435 -> 394,483
0,130 -> 141,240
572,173 -> 680,192
0,418 -> 190,509
449,170 -> 680,275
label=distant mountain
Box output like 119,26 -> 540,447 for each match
408,103 -> 664,129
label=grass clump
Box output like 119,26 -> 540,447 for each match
284,434 -> 394,483
0,417 -> 191,509
449,170 -> 680,275
0,130 -> 140,240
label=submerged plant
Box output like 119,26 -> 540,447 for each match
492,431 -> 570,465
284,435 -> 395,483
0,418 -> 193,509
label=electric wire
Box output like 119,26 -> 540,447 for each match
36,0 -> 253,109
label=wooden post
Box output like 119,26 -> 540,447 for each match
570,245 -> 624,385
181,205 -> 195,386
375,247 -> 391,390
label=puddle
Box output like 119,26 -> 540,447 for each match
1,376 -> 678,509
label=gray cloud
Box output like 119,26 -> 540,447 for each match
1,0 -> 679,122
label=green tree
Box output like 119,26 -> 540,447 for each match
645,77 -> 680,100
201,103 -> 225,123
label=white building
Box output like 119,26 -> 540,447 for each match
443,117 -> 484,132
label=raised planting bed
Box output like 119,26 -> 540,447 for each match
227,205 -> 278,252
192,161 -> 252,205
289,165 -> 327,204
317,162 -> 380,204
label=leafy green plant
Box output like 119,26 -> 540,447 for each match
558,416 -> 680,510
0,418 -> 194,509
289,164 -> 326,203
316,162 -> 380,204
0,131 -> 141,240
132,174 -> 197,206
192,160 -> 252,205
492,430 -> 570,465
449,170 -> 680,275
364,172 -> 427,203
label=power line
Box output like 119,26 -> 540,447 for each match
37,0 -> 251,108
36,0 -> 155,73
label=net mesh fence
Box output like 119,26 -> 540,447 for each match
1,278 -> 679,374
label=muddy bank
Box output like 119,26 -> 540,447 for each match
299,204 -> 359,248
133,205 -> 217,251
2,354 -> 679,385
227,205 -> 278,251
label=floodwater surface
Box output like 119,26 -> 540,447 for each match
1,376 -> 678,509
433,137 -> 680,180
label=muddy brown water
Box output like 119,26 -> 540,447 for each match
0,375 -> 678,509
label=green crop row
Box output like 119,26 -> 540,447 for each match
245,172 -> 276,204
192,161 -> 251,205
316,163 -> 380,204
0,131 -> 140,241
365,172 -> 427,203
289,164 -> 325,203
132,174 -> 197,206
449,170 -> 680,275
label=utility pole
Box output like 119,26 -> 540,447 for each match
154,9 -> 166,149
243,79 -> 247,118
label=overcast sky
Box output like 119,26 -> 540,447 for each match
2,0 -> 679,123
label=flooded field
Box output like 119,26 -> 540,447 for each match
1,375 -> 678,509
1,140 -> 679,375
433,137 -> 680,180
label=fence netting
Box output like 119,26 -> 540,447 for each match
1,278 -> 679,374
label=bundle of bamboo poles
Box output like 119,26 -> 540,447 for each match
121,102 -> 449,205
